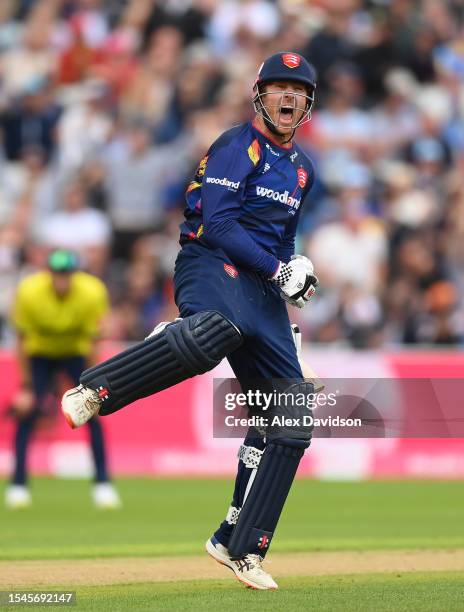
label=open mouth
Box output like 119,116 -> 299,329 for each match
278,106 -> 295,126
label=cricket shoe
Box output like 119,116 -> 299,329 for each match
5,485 -> 32,509
205,536 -> 278,590
61,384 -> 102,429
92,483 -> 122,509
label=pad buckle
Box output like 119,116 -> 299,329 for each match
225,505 -> 241,525
238,444 -> 263,469
145,318 -> 183,340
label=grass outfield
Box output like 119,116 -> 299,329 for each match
2,573 -> 464,611
1,478 -> 464,611
1,478 -> 464,559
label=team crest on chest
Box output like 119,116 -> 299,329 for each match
224,263 -> 239,278
297,167 -> 308,188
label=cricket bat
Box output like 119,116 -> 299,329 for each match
291,324 -> 325,393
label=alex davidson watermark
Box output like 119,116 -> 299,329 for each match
223,413 -> 362,429
213,378 -> 464,439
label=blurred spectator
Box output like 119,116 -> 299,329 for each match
1,17 -> 56,98
89,29 -> 139,99
35,179 -> 111,276
370,68 -> 421,158
120,25 -> 183,126
56,79 -> 113,171
65,0 -> 109,49
303,0 -> 357,98
141,0 -> 211,50
311,62 -> 373,164
208,0 -> 280,54
155,43 -> 226,143
0,79 -> 61,162
0,145 -> 59,230
0,0 -> 463,349
56,17 -> 103,84
308,173 -> 387,294
100,119 -> 189,260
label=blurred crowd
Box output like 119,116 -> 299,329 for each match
0,0 -> 463,348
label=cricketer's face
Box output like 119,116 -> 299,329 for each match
52,272 -> 73,296
260,80 -> 309,134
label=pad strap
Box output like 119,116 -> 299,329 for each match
225,505 -> 241,525
237,444 -> 264,469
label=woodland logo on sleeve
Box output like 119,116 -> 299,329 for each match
205,177 -> 240,191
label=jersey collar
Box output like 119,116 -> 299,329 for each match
251,119 -> 294,151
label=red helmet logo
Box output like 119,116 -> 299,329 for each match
297,167 -> 308,188
282,53 -> 301,69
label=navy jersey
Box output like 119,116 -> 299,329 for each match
179,121 -> 315,278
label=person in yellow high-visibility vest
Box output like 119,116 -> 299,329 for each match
5,249 -> 121,510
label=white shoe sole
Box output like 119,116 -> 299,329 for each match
205,539 -> 277,591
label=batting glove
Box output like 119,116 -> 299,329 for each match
270,255 -> 318,308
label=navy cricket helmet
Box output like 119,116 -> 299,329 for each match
255,52 -> 317,91
253,52 -> 317,131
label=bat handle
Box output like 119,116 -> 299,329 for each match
290,324 -> 325,393
290,323 -> 302,355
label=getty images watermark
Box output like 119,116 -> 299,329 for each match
213,378 -> 464,439
222,388 -> 361,430
213,379 -> 366,439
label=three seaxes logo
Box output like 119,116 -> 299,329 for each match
282,53 -> 301,68
224,263 -> 239,278
297,167 -> 308,188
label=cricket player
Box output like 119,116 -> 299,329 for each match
5,250 -> 120,510
62,52 -> 318,589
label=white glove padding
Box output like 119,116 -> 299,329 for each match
289,254 -> 314,275
270,255 -> 318,308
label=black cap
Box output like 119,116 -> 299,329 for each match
47,250 -> 79,273
255,52 -> 317,91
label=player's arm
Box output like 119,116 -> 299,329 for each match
10,286 -> 35,415
276,206 -> 300,264
202,143 -> 317,306
10,283 -> 32,386
273,165 -> 318,307
201,144 -> 280,278
15,334 -> 32,388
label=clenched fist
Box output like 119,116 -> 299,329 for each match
271,255 -> 318,308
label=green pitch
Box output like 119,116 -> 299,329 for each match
1,478 -> 464,559
43,573 -> 464,611
1,478 -> 464,611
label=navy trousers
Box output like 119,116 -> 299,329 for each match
174,243 -> 304,551
174,242 -> 303,381
12,355 -> 109,485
